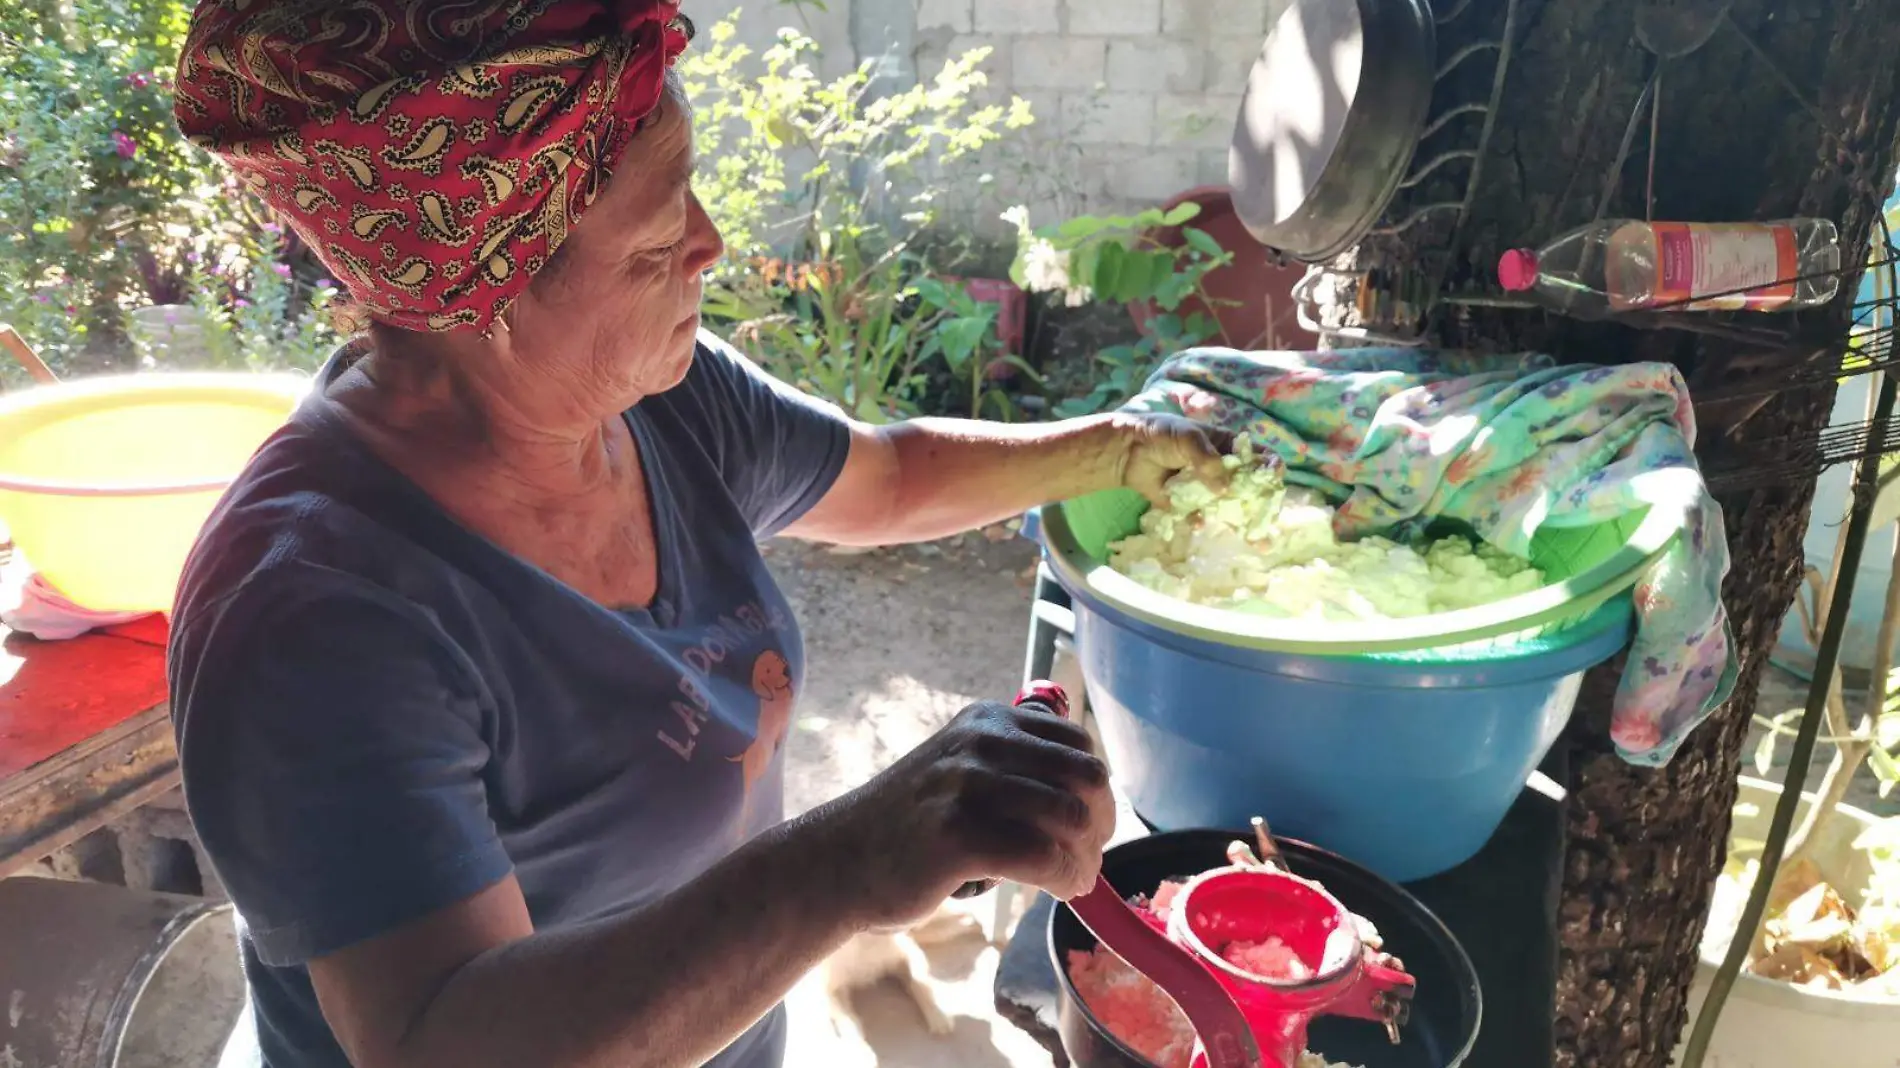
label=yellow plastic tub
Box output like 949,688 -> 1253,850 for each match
0,373 -> 309,613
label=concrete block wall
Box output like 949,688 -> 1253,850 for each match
707,2 -> 859,80
921,0 -> 1269,216
687,0 -> 1274,221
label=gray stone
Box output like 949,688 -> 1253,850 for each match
1065,0 -> 1161,36
914,0 -> 973,33
973,0 -> 1060,34
1162,0 -> 1272,37
1155,91 -> 1241,150
1105,36 -> 1202,94
1011,34 -> 1106,90
1206,32 -> 1264,92
951,31 -> 1013,80
1196,146 -> 1231,188
1060,90 -> 1156,146
1012,88 -> 1065,133
1121,150 -> 1201,202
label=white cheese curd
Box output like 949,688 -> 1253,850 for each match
1108,440 -> 1543,620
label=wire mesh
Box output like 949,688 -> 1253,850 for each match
1290,0 -> 1520,348
1289,234 -> 1900,492
1274,0 -> 1900,494
1700,232 -> 1900,492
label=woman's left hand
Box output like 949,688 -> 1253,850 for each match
1102,412 -> 1234,507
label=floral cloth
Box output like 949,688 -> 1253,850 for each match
1,572 -> 153,640
1126,347 -> 1737,766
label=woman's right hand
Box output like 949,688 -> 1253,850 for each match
827,699 -> 1116,930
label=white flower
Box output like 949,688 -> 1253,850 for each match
1021,239 -> 1072,293
1000,204 -> 1030,230
1062,285 -> 1094,308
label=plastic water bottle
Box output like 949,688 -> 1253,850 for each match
1498,218 -> 1842,315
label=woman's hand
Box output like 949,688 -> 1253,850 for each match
829,700 -> 1116,930
1102,412 -> 1235,507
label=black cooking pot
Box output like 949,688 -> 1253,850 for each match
1049,830 -> 1481,1068
1227,0 -> 1438,262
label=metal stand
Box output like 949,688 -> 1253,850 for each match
1022,563 -> 1076,687
993,562 -> 1091,942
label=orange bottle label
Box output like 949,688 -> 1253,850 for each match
1648,222 -> 1799,310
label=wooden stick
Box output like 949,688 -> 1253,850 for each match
0,325 -> 58,385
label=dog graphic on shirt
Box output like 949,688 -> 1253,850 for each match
731,650 -> 793,823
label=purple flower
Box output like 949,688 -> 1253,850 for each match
63,304 -> 76,316
235,298 -> 251,308
262,222 -> 282,235
110,131 -> 137,159
33,293 -> 49,304
315,278 -> 335,290
126,72 -> 151,89
272,263 -> 292,278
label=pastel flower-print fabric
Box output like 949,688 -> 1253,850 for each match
1126,347 -> 1736,766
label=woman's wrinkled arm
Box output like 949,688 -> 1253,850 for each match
782,414 -> 1229,546
310,693 -> 1116,1068
313,804 -> 865,1068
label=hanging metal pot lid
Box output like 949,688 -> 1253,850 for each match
1228,0 -> 1438,262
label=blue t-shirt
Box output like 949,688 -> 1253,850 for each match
168,333 -> 851,1068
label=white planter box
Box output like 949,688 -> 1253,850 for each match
128,303 -> 210,365
1673,777 -> 1900,1067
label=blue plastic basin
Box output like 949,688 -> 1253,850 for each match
1049,551 -> 1634,883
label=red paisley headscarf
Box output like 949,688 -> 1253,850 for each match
174,0 -> 693,334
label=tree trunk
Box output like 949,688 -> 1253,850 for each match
1369,1 -> 1900,1064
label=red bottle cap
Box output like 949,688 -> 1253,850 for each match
1498,248 -> 1540,292
1015,680 -> 1071,720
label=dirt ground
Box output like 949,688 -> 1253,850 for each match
764,532 -> 1042,819
763,532 -> 1056,1068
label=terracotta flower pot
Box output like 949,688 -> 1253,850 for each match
941,275 -> 1029,358
1128,186 -> 1316,352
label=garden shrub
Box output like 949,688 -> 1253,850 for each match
0,0 -> 334,381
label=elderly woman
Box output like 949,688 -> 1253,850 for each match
168,4 -> 1225,1068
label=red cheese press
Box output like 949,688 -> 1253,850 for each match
1005,681 -> 1417,1068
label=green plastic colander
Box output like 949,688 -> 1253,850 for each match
1041,470 -> 1696,658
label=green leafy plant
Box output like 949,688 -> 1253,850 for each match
0,259 -> 88,386
1755,445 -> 1900,877
913,277 -> 1040,420
704,246 -> 938,422
1861,816 -> 1900,918
1002,203 -> 1233,416
0,0 -> 255,372
1064,309 -> 1222,421
681,12 -> 1031,274
175,230 -> 338,373
680,12 -> 1036,419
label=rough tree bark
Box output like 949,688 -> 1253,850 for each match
1366,1 -> 1900,1065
